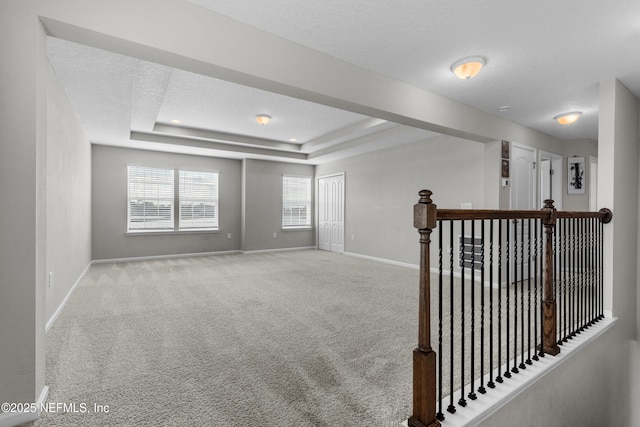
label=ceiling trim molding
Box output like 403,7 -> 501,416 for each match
152,123 -> 301,152
130,131 -> 308,160
301,117 -> 389,152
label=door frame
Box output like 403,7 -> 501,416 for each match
538,150 -> 563,210
316,172 -> 345,253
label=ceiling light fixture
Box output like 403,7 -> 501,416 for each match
256,114 -> 271,125
170,119 -> 182,125
451,56 -> 486,80
554,111 -> 582,125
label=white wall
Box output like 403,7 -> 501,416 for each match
45,62 -> 92,324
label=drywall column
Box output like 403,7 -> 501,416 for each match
598,79 -> 639,334
599,79 -> 639,426
0,0 -> 48,423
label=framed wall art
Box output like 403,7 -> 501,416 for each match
501,140 -> 510,159
568,156 -> 585,194
501,159 -> 510,178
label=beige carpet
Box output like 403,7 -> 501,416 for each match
27,250 -> 425,426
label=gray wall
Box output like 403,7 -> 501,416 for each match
92,145 -> 242,260
243,159 -> 315,252
45,62 -> 92,324
316,135 -> 486,266
92,147 -> 314,259
0,1 -> 47,411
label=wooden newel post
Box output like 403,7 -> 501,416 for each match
408,190 -> 441,427
541,199 -> 560,356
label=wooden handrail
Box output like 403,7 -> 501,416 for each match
436,207 -> 612,222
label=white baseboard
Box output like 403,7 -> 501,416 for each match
242,246 -> 316,255
0,385 -> 48,427
46,262 -> 92,333
343,252 -> 419,269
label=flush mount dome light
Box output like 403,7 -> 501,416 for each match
255,114 -> 271,125
451,56 -> 486,80
554,111 -> 582,125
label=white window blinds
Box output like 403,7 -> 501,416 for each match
127,165 -> 174,231
282,175 -> 311,228
179,170 -> 219,230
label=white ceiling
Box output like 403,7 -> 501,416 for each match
46,0 -> 640,163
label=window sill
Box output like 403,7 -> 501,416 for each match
126,229 -> 220,236
282,227 -> 313,231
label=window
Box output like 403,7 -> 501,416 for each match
282,175 -> 311,228
179,170 -> 218,230
127,166 -> 219,233
127,165 -> 174,231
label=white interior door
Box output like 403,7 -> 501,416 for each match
511,143 -> 536,281
317,173 -> 344,253
318,177 -> 331,251
511,144 -> 536,211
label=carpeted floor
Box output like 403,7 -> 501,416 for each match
26,250 -> 426,426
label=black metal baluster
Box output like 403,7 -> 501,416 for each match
512,219 -> 519,375
563,218 -> 568,343
496,220 -> 504,383
570,218 -> 577,339
599,220 -> 604,319
488,220 -> 496,388
437,221 -> 444,422
533,218 -> 539,361
580,218 -> 589,331
459,220 -> 467,407
592,218 -> 598,324
526,218 -> 532,365
556,219 -> 562,345
587,218 -> 596,326
538,217 -> 545,358
505,220 -> 511,379
448,221 -> 456,414
553,216 -> 558,344
556,219 -> 562,344
578,218 -> 584,333
479,220 -> 487,394
469,220 -> 477,401
519,219 -> 526,370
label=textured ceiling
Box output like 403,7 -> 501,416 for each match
187,0 -> 640,142
46,0 -> 640,163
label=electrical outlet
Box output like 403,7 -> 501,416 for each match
461,202 -> 473,209
227,233 -> 232,239
273,232 -> 277,239
48,272 -> 53,288
351,234 -> 355,241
